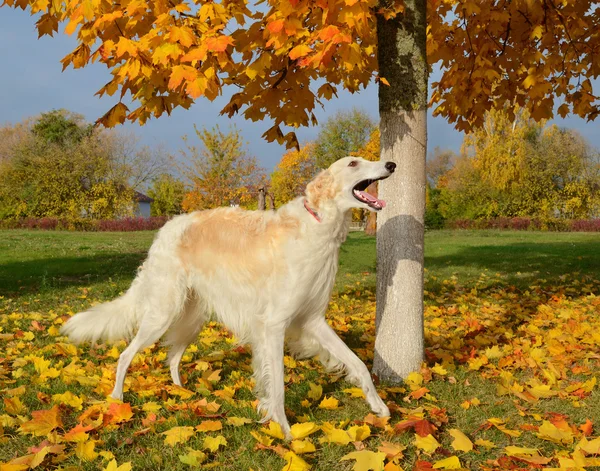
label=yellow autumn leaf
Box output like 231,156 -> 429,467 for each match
307,383 -> 322,401
227,417 -> 252,427
474,438 -> 496,449
320,422 -> 351,445
75,440 -> 98,461
250,431 -> 274,446
505,446 -> 552,465
103,459 -> 132,471
195,420 -> 222,432
347,425 -> 371,442
141,402 -> 162,413
4,397 -> 25,415
432,456 -> 461,469
448,428 -> 473,452
162,426 -> 196,446
318,396 -> 339,410
52,391 -> 84,410
290,422 -> 320,439
203,435 -> 227,452
343,388 -> 366,398
290,439 -> 316,454
261,421 -> 286,440
536,420 -> 574,444
414,434 -> 440,454
281,451 -> 311,471
178,449 -> 207,466
340,450 -> 386,471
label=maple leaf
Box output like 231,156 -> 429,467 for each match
203,435 -> 227,452
320,423 -> 352,445
195,420 -> 222,432
75,440 -> 98,461
290,422 -> 319,440
63,422 -> 94,442
290,439 -> 316,454
97,103 -> 129,128
448,429 -> 473,452
282,451 -> 311,471
261,421 -> 286,440
347,425 -> 371,442
504,446 -> 552,465
432,456 -> 461,469
318,396 -> 339,410
414,434 -> 440,454
341,450 -> 386,471
536,420 -> 574,444
105,402 -> 133,424
162,426 -> 196,446
18,405 -> 62,436
178,449 -> 207,466
307,383 -> 322,401
227,417 -> 252,427
103,459 -> 132,471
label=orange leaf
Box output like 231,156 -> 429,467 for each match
580,419 -> 594,436
106,402 -> 133,424
19,405 -> 63,436
205,36 -> 234,52
267,19 -> 284,33
195,420 -> 223,432
319,25 -> 340,41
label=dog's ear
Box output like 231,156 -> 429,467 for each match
305,170 -> 338,209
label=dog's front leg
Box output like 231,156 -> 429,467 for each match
253,323 -> 292,439
305,317 -> 390,417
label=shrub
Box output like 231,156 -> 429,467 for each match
446,217 -> 600,232
0,216 -> 169,232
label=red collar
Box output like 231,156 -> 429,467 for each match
303,200 -> 321,222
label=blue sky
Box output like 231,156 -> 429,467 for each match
1,8 -> 598,171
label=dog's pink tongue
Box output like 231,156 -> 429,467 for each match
359,191 -> 386,208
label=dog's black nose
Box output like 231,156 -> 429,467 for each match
385,162 -> 396,173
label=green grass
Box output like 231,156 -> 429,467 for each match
1,228 -> 600,470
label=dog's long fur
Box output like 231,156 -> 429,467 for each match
61,157 -> 393,436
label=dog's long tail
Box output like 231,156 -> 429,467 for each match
61,275 -> 143,344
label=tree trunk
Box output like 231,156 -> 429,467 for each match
373,0 -> 428,382
267,193 -> 275,210
258,187 -> 266,210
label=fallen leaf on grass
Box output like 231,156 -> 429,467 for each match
162,426 -> 195,446
448,429 -> 473,452
341,450 -> 386,471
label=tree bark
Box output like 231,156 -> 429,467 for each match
373,0 -> 428,382
258,187 -> 266,210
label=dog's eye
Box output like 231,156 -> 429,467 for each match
348,160 -> 358,167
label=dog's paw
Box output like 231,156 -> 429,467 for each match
370,399 -> 390,418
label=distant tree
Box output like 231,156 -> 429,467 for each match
439,109 -> 600,221
426,147 -> 456,187
270,143 -> 317,207
313,108 -> 376,169
180,125 -> 265,211
0,135 -> 133,220
31,109 -> 93,146
147,173 -> 186,216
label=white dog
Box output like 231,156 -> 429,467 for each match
61,156 -> 396,437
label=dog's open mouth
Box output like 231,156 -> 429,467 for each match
352,176 -> 389,210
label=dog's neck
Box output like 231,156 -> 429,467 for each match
303,199 -> 321,222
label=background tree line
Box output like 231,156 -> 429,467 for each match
426,108 -> 600,229
3,107 -> 597,227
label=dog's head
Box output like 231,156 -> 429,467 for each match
305,157 -> 396,213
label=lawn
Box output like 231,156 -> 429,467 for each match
1,229 -> 600,471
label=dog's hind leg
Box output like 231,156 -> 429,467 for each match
302,316 -> 390,417
164,293 -> 205,386
111,277 -> 188,400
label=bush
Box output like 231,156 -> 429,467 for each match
446,217 -> 600,232
0,216 -> 169,232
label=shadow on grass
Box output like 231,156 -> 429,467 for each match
0,251 -> 147,297
425,239 -> 600,288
